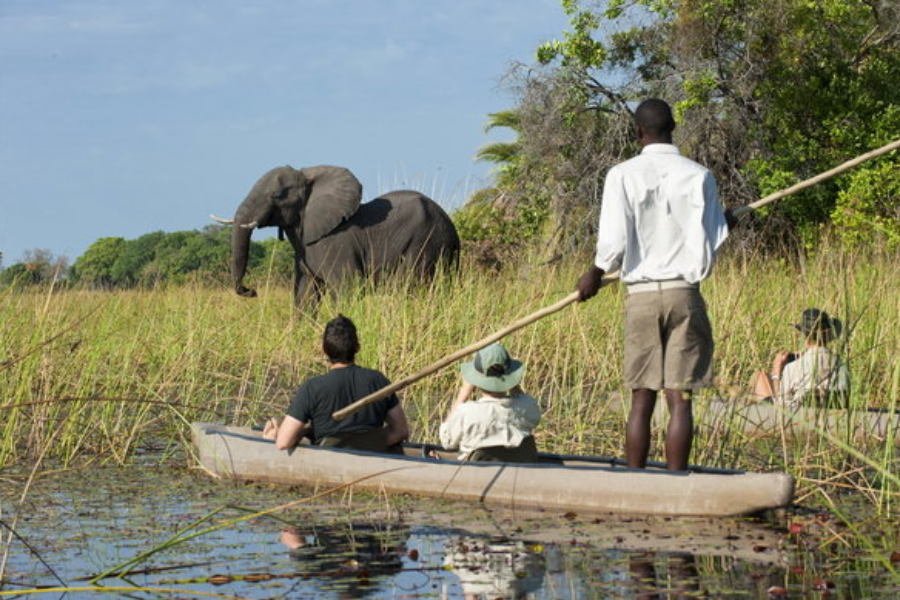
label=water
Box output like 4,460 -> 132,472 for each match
1,467 -> 898,599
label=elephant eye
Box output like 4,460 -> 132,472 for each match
273,189 -> 288,201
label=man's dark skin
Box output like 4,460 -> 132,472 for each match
576,115 -> 736,471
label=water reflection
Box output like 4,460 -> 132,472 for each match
2,468 -> 898,599
443,536 -> 545,600
628,553 -> 700,599
279,522 -> 409,598
438,539 -> 709,599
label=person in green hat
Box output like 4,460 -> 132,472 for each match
751,308 -> 850,407
439,343 -> 542,462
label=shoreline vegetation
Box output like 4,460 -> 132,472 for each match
1,242 -> 898,512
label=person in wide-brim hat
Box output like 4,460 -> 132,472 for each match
438,343 -> 541,462
751,307 -> 850,407
459,342 -> 525,394
793,308 -> 842,343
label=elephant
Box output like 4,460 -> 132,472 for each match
213,165 -> 460,304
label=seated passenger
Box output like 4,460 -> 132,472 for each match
263,314 -> 409,453
439,343 -> 542,462
750,308 -> 850,407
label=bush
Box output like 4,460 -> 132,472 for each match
833,158 -> 900,249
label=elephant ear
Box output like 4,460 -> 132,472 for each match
299,166 -> 362,244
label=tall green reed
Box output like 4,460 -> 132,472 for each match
1,244 -> 897,509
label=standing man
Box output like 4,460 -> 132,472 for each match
575,98 -> 730,471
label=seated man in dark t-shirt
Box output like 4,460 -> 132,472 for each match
263,314 -> 409,453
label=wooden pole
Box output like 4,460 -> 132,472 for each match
332,138 -> 900,421
332,286 -> 603,420
732,138 -> 900,216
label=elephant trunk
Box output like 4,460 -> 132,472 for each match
231,205 -> 258,298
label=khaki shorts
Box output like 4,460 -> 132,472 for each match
624,287 -> 714,390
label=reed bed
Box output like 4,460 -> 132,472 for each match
1,243 -> 898,511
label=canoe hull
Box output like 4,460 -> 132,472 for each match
191,423 -> 793,517
602,397 -> 900,445
703,401 -> 900,445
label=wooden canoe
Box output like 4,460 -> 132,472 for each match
191,422 -> 793,517
699,400 -> 900,445
607,398 -> 900,445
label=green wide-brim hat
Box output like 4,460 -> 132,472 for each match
460,343 -> 525,393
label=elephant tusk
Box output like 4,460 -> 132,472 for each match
240,221 -> 258,229
210,214 -> 234,224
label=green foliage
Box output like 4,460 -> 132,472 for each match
833,158 -> 900,249
706,0 -> 900,239
72,237 -> 126,287
453,187 -> 550,267
65,226 -> 303,290
71,227 -> 234,289
256,237 -> 295,281
452,196 -> 506,245
470,108 -> 559,261
476,141 -> 519,172
477,111 -> 524,187
536,3 -> 605,69
453,191 -> 502,243
0,249 -> 69,287
0,262 -> 41,286
147,230 -> 229,279
493,0 -> 900,252
110,231 -> 166,285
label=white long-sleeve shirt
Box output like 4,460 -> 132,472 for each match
593,144 -> 729,284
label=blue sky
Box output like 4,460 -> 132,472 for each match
0,0 -> 568,266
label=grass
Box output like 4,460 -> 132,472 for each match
0,243 -> 898,510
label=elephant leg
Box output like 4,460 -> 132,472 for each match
292,262 -> 310,300
292,260 -> 325,310
284,228 -> 320,310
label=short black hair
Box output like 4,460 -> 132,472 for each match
323,314 -> 360,363
634,98 -> 676,137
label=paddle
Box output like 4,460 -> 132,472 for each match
332,138 -> 900,421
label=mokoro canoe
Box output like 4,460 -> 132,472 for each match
699,400 -> 900,445
191,422 -> 793,517
605,398 -> 900,445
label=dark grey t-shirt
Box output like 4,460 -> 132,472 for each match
286,364 -> 399,444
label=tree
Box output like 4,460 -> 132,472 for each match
457,109 -> 556,264
0,249 -> 69,286
256,237 -> 294,282
0,263 -> 39,286
476,110 -> 524,186
68,227 -> 238,288
495,0 -> 900,250
72,238 -> 126,287
110,231 -> 166,285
